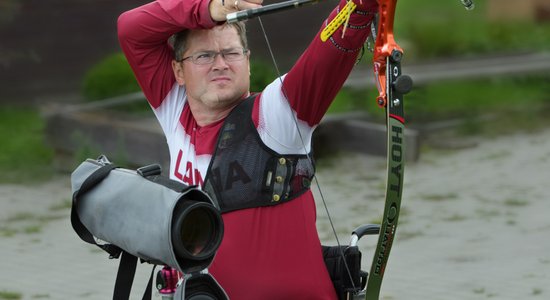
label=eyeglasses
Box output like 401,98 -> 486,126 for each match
179,48 -> 249,65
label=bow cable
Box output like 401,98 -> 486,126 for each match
228,1 -> 474,299
254,12 -> 359,291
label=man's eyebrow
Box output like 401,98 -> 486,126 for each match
188,46 -> 241,53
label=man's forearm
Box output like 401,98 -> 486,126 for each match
282,0 -> 378,126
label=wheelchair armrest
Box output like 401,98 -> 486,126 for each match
349,224 -> 380,247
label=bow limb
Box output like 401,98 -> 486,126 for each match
366,0 -> 411,299
366,2 -> 472,297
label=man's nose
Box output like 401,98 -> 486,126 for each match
212,53 -> 229,69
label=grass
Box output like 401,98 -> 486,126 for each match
472,287 -> 486,294
421,193 -> 459,202
0,210 -> 66,237
6,212 -> 35,222
503,198 -> 529,207
393,0 -> 550,61
329,74 -> 550,140
23,225 -> 42,234
532,288 -> 543,296
48,199 -> 72,211
0,227 -> 17,237
0,290 -> 21,300
330,74 -> 550,120
443,214 -> 468,222
0,107 -> 54,183
327,0 -> 550,128
404,76 -> 550,122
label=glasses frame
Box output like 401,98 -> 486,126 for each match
178,47 -> 249,65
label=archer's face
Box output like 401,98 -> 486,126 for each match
174,25 -> 250,113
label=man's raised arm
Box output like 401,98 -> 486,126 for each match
117,0 -> 217,107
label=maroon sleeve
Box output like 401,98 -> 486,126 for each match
282,0 -> 378,126
117,0 -> 217,108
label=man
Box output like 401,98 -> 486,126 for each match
118,0 -> 377,298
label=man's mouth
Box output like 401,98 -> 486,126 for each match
211,76 -> 231,83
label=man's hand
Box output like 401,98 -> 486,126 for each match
209,0 -> 263,22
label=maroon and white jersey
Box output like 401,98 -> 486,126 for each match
118,0 -> 377,298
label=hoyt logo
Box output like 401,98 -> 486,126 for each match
390,125 -> 403,197
374,124 -> 403,276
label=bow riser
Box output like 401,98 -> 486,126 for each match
373,0 -> 404,108
373,0 -> 401,64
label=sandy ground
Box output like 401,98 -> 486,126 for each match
1,128 -> 549,299
315,129 -> 550,299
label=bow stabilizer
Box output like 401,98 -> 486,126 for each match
226,0 -> 321,23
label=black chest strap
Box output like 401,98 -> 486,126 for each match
203,95 -> 314,213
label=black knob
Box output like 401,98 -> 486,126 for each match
390,50 -> 403,63
392,75 -> 413,94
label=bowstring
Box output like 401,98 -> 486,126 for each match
256,16 -> 357,291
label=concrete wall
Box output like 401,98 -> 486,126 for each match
0,0 -> 149,104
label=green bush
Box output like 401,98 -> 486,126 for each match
331,74 -> 550,124
82,53 -> 141,101
393,0 -> 550,61
82,53 -> 276,100
0,107 -> 54,183
250,58 -> 277,92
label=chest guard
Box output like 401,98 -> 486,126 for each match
203,96 -> 314,213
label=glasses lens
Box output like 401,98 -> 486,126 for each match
186,48 -> 247,65
222,48 -> 245,62
194,52 -> 216,65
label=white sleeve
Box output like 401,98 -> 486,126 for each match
152,82 -> 187,139
257,75 -> 316,155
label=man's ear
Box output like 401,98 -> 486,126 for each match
172,60 -> 185,85
247,50 -> 251,76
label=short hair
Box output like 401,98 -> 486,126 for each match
172,22 -> 248,62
